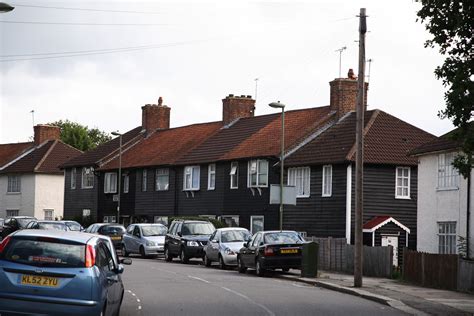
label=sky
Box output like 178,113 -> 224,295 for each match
0,0 -> 455,144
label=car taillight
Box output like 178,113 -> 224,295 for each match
85,244 -> 96,268
0,235 -> 11,254
264,246 -> 275,256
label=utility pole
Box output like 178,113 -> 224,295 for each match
354,7 -> 367,288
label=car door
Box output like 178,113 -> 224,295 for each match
123,225 -> 134,253
168,222 -> 181,255
247,233 -> 262,268
132,226 -> 142,253
208,231 -> 220,261
97,242 -> 121,315
241,233 -> 259,267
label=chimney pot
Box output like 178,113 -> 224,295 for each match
158,96 -> 163,106
34,124 -> 61,145
222,94 -> 256,125
142,98 -> 171,134
329,70 -> 369,119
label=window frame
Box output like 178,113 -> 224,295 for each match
6,209 -> 19,217
44,209 -> 54,220
230,161 -> 239,189
142,169 -> 148,192
208,163 -> 216,190
123,174 -> 129,193
437,152 -> 459,190
104,172 -> 117,194
81,167 -> 94,189
155,168 -> 169,191
183,165 -> 200,191
250,215 -> 264,234
438,221 -> 457,254
247,159 -> 269,188
288,166 -> 311,198
71,168 -> 76,189
395,166 -> 411,199
7,175 -> 21,193
322,165 -> 332,197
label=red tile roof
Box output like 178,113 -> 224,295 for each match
363,216 -> 391,230
363,215 -> 410,233
0,142 -> 34,168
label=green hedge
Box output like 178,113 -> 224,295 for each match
168,216 -> 227,229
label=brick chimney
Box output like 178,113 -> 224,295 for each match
34,124 -> 61,145
222,94 -> 255,125
142,96 -> 171,134
329,68 -> 369,119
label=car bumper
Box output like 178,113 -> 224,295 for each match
185,246 -> 205,258
144,245 -> 165,254
260,256 -> 302,269
221,253 -> 238,266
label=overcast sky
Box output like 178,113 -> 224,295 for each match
0,0 -> 454,144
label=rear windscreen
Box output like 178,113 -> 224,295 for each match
2,238 -> 85,267
38,223 -> 67,231
264,232 -> 304,244
100,225 -> 125,235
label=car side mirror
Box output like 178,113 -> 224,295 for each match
177,232 -> 182,237
243,242 -> 248,248
211,239 -> 218,243
120,258 -> 132,265
116,264 -> 125,274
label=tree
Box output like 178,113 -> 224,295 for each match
417,0 -> 474,178
49,120 -> 112,151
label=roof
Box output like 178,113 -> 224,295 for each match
11,229 -> 97,244
410,127 -> 465,156
285,110 -> 436,167
0,142 -> 34,168
0,140 -> 82,175
362,216 -> 410,233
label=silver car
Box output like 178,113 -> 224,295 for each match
122,223 -> 167,258
204,227 -> 251,269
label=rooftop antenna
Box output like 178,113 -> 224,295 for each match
366,58 -> 373,84
335,46 -> 347,78
30,110 -> 35,127
254,78 -> 259,102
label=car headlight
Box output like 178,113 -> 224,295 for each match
223,247 -> 235,255
187,241 -> 199,247
146,241 -> 155,246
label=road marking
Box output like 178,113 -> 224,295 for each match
188,275 -> 211,283
221,286 -> 275,316
126,289 -> 143,313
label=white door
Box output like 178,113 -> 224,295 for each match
381,235 -> 398,266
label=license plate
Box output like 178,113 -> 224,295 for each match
280,248 -> 298,254
21,275 -> 59,287
111,236 -> 121,240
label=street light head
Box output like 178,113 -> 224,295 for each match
0,2 -> 14,12
268,101 -> 286,109
111,131 -> 121,136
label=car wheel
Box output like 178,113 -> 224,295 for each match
121,244 -> 129,257
237,256 -> 247,273
140,246 -> 147,258
219,255 -> 227,270
256,259 -> 265,277
179,248 -> 189,264
204,254 -> 211,267
164,247 -> 173,262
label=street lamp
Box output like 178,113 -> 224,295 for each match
0,2 -> 14,12
111,131 -> 122,224
269,101 -> 286,230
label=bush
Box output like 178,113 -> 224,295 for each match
168,216 -> 227,229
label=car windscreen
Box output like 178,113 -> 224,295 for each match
1,237 -> 85,267
100,225 -> 125,235
17,218 -> 36,228
0,219 -> 4,226
181,223 -> 214,235
221,230 -> 250,243
264,232 -> 304,245
65,222 -> 82,231
141,225 -> 167,237
38,223 -> 67,231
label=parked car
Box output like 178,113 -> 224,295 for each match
122,223 -> 167,258
204,227 -> 251,269
164,220 -> 216,263
1,216 -> 36,239
25,220 -> 68,231
237,230 -> 305,277
0,218 -> 4,239
0,229 -> 131,315
60,220 -> 84,232
85,223 -> 126,250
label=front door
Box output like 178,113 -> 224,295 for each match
381,235 -> 398,266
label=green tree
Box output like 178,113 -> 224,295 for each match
417,0 -> 474,178
49,120 -> 112,151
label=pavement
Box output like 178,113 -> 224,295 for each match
277,270 -> 474,316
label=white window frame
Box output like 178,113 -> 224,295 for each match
82,209 -> 91,218
219,215 -> 240,227
183,165 -> 200,191
104,172 -> 117,194
154,216 -> 169,225
395,167 -> 410,199
71,168 -> 76,189
81,167 -> 94,189
7,175 -> 21,193
322,165 -> 332,197
437,152 -> 459,189
230,161 -> 239,189
438,221 -> 457,254
103,216 -> 116,223
142,169 -> 148,192
250,215 -> 264,234
123,174 -> 129,193
247,159 -> 269,188
288,167 -> 311,198
44,209 -> 54,220
208,164 -> 216,190
155,168 -> 169,191
6,210 -> 19,217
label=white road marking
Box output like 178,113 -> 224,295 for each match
126,289 -> 143,312
221,286 -> 276,316
188,275 -> 211,283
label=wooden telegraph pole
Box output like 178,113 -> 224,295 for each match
354,7 -> 367,288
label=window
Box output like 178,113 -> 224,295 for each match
395,167 -> 410,198
250,215 -> 264,234
82,209 -> 91,218
248,159 -> 269,188
184,166 -> 200,191
438,153 -> 459,189
230,161 -> 239,189
71,168 -> 76,189
44,209 -> 54,220
322,165 -> 332,197
104,172 -> 117,194
7,175 -> 21,193
288,167 -> 311,197
438,222 -> 456,254
155,168 -> 169,191
103,216 -> 116,223
219,215 -> 239,227
154,216 -> 169,226
142,169 -> 147,192
6,210 -> 19,217
208,164 -> 216,190
123,175 -> 129,193
81,167 -> 94,189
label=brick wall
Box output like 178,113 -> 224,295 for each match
142,97 -> 170,133
222,94 -> 255,125
34,125 -> 61,145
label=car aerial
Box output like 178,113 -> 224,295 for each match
0,229 -> 131,316
1,216 -> 37,239
85,223 -> 126,250
122,223 -> 167,258
237,230 -> 305,277
204,227 -> 251,269
25,220 -> 68,231
60,220 -> 84,232
164,220 -> 216,263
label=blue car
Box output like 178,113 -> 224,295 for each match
0,229 -> 131,316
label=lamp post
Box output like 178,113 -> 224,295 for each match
269,101 -> 286,230
0,2 -> 14,12
111,131 -> 122,224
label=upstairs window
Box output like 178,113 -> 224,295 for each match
155,168 -> 169,191
81,167 -> 94,189
71,168 -> 76,189
104,172 -> 117,194
123,175 -> 129,193
438,153 -> 459,189
230,161 -> 239,189
7,175 -> 21,193
395,167 -> 410,199
322,165 -> 332,197
6,210 -> 19,217
142,169 -> 148,192
184,166 -> 200,191
208,164 -> 216,190
288,167 -> 310,198
248,159 -> 268,188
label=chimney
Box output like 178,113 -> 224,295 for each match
329,68 -> 369,119
141,96 -> 171,134
34,124 -> 61,145
222,94 -> 256,125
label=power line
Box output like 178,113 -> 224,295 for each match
0,20 -> 169,26
11,4 -> 162,14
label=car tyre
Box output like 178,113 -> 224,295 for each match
121,244 -> 129,257
179,248 -> 189,264
204,254 -> 212,267
140,246 -> 147,258
256,259 -> 265,277
237,256 -> 247,273
219,255 -> 227,270
164,247 -> 173,262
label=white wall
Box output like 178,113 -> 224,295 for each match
0,174 -> 36,218
34,174 -> 65,220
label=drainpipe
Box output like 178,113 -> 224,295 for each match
467,168 -> 471,259
174,167 -> 179,217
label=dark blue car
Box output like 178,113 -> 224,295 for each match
0,229 -> 131,316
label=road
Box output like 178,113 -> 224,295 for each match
119,256 -> 406,316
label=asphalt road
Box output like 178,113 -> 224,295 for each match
120,256 -> 406,316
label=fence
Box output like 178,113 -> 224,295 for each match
458,258 -> 474,292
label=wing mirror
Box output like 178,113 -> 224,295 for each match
120,258 -> 132,265
211,239 -> 218,243
243,242 -> 249,248
177,232 -> 182,237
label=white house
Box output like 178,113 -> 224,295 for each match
0,125 -> 81,220
413,132 -> 474,259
